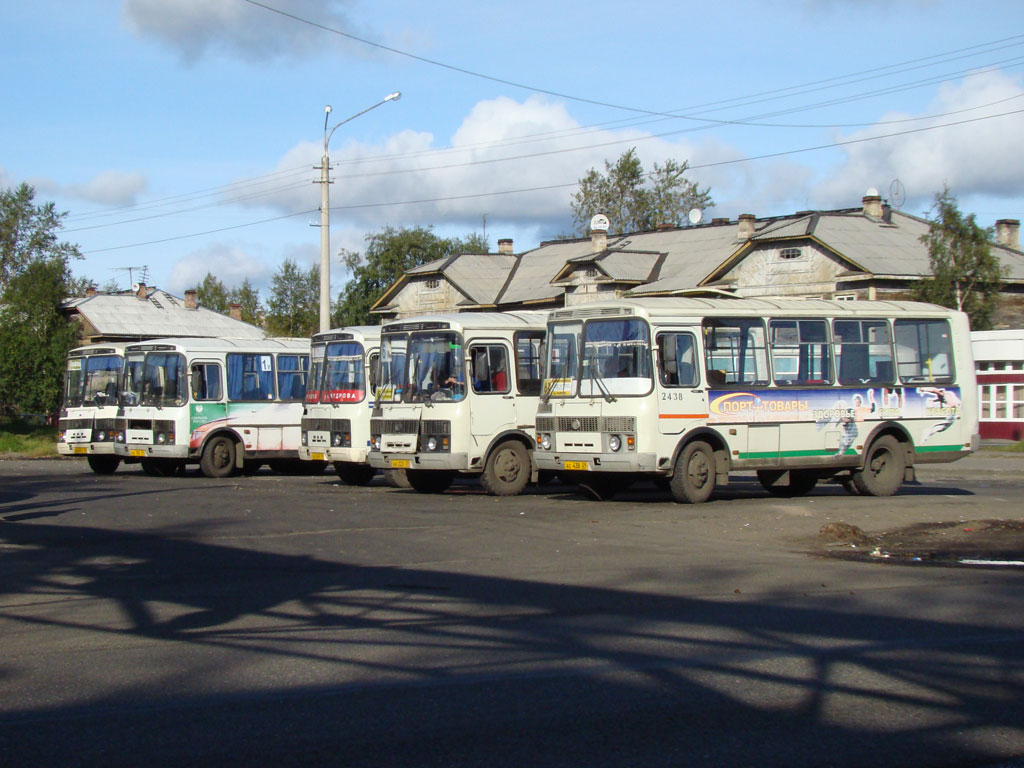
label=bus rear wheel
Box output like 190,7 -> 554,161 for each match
87,455 -> 120,475
852,435 -> 905,497
670,441 -> 716,504
200,435 -> 236,478
335,461 -> 376,486
406,469 -> 453,494
480,440 -> 530,496
757,469 -> 818,497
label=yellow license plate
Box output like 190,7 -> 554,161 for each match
390,459 -> 411,469
129,449 -> 146,457
311,452 -> 326,461
563,461 -> 589,471
73,446 -> 88,454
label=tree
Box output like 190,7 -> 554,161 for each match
912,187 -> 1006,330
195,272 -> 230,313
0,259 -> 80,417
264,260 -> 319,337
229,278 -> 263,327
570,148 -> 713,236
333,226 -> 489,327
1,183 -> 81,293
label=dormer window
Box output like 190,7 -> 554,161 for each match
779,247 -> 802,260
424,278 -> 440,290
585,268 -> 598,278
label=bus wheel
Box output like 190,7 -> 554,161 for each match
852,435 -> 905,497
480,441 -> 530,496
200,435 -> 237,478
757,469 -> 818,497
87,455 -> 120,475
406,469 -> 453,494
335,462 -> 376,486
670,441 -> 716,504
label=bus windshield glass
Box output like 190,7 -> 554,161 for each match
64,354 -> 123,408
580,318 -> 653,397
322,341 -> 366,403
122,351 -> 187,407
404,332 -> 466,403
306,343 -> 326,404
544,322 -> 582,398
377,334 -> 408,404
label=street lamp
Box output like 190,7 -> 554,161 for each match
319,91 -> 401,332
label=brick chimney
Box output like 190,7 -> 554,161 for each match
135,282 -> 148,299
497,238 -> 514,255
862,190 -> 884,218
591,228 -> 607,254
184,289 -> 198,310
737,214 -> 756,241
996,219 -> 1020,250
229,303 -> 242,321
85,286 -> 98,297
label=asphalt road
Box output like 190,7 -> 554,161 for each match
1,454 -> 1022,767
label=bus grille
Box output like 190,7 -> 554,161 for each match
380,419 -> 418,434
61,418 -> 92,430
535,416 -> 554,432
602,416 -> 635,433
557,416 -> 600,432
302,417 -> 332,432
421,420 -> 450,435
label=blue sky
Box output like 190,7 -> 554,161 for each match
3,0 -> 1024,300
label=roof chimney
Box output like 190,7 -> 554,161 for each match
590,228 -> 607,254
996,219 -> 1020,250
497,238 -> 514,255
135,282 -> 148,299
85,286 -> 98,297
229,303 -> 242,321
737,213 -> 756,241
862,189 -> 883,218
184,289 -> 198,310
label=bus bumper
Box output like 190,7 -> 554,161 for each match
370,452 -> 470,472
58,442 -> 118,457
114,444 -> 189,460
298,446 -> 369,463
534,451 -> 659,473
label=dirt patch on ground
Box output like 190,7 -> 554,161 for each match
817,519 -> 1024,567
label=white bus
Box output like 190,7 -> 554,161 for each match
533,297 -> 978,502
367,312 -> 547,495
57,343 -> 128,474
113,337 -> 312,478
298,326 -> 382,485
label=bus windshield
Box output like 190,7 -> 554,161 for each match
377,334 -> 408,404
404,331 -> 465,403
580,318 -> 652,397
544,322 -> 582,398
64,354 -> 123,408
122,351 -> 187,407
322,341 -> 366,403
306,343 -> 327,404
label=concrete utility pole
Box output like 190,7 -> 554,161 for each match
318,92 -> 401,333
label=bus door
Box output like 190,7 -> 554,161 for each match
189,359 -> 226,432
468,340 -> 517,440
655,329 -> 705,435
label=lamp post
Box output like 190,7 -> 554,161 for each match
318,91 -> 401,332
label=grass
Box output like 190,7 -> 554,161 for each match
983,440 -> 1024,452
0,420 -> 59,458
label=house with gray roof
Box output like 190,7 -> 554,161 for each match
62,283 -> 266,344
371,193 -> 1024,327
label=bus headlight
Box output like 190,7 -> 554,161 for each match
540,433 -> 552,451
372,435 -> 382,451
94,430 -> 107,442
332,432 -> 349,447
426,436 -> 437,451
155,432 -> 167,445
609,434 -> 622,452
301,432 -> 308,446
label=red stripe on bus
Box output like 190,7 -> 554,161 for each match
659,413 -> 708,419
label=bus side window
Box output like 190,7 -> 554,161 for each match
658,332 -> 697,388
191,363 -> 222,401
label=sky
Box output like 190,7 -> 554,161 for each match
3,0 -> 1024,301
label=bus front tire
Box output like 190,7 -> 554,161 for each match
670,441 -> 716,504
335,462 -> 376,486
406,469 -> 453,494
480,441 -> 530,496
852,435 -> 905,497
200,435 -> 237,478
87,455 -> 120,475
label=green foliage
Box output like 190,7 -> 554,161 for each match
912,187 -> 1006,330
193,273 -> 263,326
570,148 -> 713,236
230,278 -> 264,327
264,259 -> 318,337
1,183 -> 81,292
195,272 -> 230,313
0,259 -> 80,416
333,226 -> 489,327
0,419 -> 58,457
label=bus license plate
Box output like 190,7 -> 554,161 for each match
311,452 -> 326,461
129,449 -> 146,457
73,446 -> 88,454
563,461 -> 589,471
390,459 -> 411,469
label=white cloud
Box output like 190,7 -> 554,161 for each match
66,170 -> 148,207
813,70 -> 1024,212
166,242 -> 273,294
122,0 -> 365,63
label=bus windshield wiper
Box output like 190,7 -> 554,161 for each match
587,357 -> 616,403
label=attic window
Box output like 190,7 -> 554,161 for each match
585,268 -> 599,277
778,247 -> 803,260
424,278 -> 441,290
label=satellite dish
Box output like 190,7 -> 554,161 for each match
590,214 -> 610,232
688,208 -> 703,225
889,178 -> 906,210
865,187 -> 880,198
131,282 -> 140,293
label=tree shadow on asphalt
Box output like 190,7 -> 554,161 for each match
0,473 -> 1020,768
